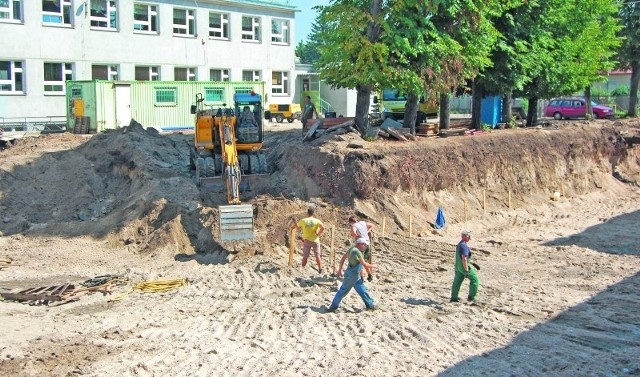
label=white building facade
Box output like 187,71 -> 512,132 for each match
0,0 -> 298,122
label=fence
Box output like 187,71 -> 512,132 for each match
0,116 -> 67,134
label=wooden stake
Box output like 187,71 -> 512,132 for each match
483,190 -> 487,211
288,228 -> 296,268
508,190 -> 512,209
464,200 -> 467,222
584,176 -> 588,192
382,217 -> 386,237
410,214 -> 414,237
330,225 -> 335,275
561,183 -> 565,197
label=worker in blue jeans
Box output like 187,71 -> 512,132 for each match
328,238 -> 376,311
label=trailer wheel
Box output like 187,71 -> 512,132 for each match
275,114 -> 284,123
287,117 -> 294,123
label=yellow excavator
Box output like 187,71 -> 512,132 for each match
190,92 -> 268,241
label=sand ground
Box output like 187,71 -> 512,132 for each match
0,121 -> 639,377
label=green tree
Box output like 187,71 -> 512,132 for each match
520,0 -> 620,125
618,1 -> 640,116
474,1 -> 554,128
385,0 -> 501,133
295,15 -> 326,64
316,0 -> 502,135
316,0 -> 386,133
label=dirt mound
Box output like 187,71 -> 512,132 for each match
1,119 -> 639,260
0,124 -> 203,255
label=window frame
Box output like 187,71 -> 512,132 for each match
242,70 -> 260,82
133,2 -> 158,34
174,67 -> 197,81
208,11 -> 229,40
135,65 -> 160,81
154,87 -> 177,107
0,60 -> 25,94
209,68 -> 230,82
204,87 -> 225,105
90,0 -> 118,30
0,0 -> 22,23
271,18 -> 289,45
241,15 -> 260,42
271,71 -> 289,95
43,62 -> 73,95
42,0 -> 72,26
91,64 -> 119,80
173,7 -> 196,37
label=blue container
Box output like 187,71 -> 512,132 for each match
480,96 -> 502,127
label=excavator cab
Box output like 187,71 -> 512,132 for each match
189,92 -> 268,242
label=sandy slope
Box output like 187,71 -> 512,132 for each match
1,181 -> 638,376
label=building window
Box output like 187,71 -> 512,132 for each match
92,64 -> 119,80
175,67 -> 196,81
271,19 -> 289,44
235,87 -> 252,95
0,61 -> 24,94
271,71 -> 288,94
173,8 -> 195,36
241,16 -> 260,42
208,12 -> 228,39
204,87 -> 224,105
42,0 -> 72,25
155,87 -> 177,106
0,0 -> 21,22
135,66 -> 160,81
242,70 -> 260,82
43,62 -> 73,94
133,2 -> 157,33
90,0 -> 117,30
210,68 -> 229,82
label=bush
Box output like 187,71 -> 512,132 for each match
611,86 -> 630,96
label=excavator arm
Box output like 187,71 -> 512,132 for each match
218,115 -> 242,205
215,112 -> 254,241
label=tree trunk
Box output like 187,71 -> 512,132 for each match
354,84 -> 371,135
502,93 -> 512,125
404,92 -> 419,135
526,96 -> 539,127
439,92 -> 450,130
471,78 -> 483,130
353,0 -> 383,136
629,60 -> 640,117
585,86 -> 592,119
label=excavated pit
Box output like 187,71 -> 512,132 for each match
0,119 -> 638,259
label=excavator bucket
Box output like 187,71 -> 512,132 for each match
219,204 -> 254,241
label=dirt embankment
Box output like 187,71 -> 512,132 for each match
271,119 -> 640,231
0,120 -> 639,258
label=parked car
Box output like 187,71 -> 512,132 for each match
544,98 -> 613,120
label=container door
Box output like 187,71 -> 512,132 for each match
115,84 -> 132,128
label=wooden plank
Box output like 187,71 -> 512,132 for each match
382,127 -> 408,141
51,283 -> 72,296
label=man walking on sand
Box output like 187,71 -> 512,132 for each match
348,215 -> 374,280
450,230 -> 480,302
329,238 -> 376,312
292,207 -> 325,274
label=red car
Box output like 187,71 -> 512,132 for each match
544,98 -> 613,120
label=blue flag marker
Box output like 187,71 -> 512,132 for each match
435,207 -> 446,229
